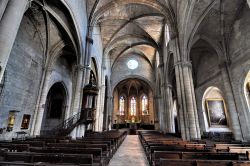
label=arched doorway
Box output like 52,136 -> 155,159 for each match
40,82 -> 67,135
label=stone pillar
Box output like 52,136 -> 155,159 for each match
95,84 -> 105,131
105,96 -> 112,130
83,36 -> 93,85
165,84 -> 175,133
247,0 -> 250,8
32,68 -> 53,136
182,63 -> 200,139
174,62 -> 188,139
109,97 -> 114,130
174,61 -> 200,140
71,65 -> 84,115
69,65 -> 84,137
0,0 -> 29,82
154,96 -> 161,131
0,0 -> 9,21
220,62 -> 243,140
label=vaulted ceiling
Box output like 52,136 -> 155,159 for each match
87,0 -> 171,68
87,0 -> 246,69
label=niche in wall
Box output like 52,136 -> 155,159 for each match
202,87 -> 230,132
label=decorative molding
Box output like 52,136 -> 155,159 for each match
174,60 -> 192,68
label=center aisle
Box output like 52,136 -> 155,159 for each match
109,135 -> 149,166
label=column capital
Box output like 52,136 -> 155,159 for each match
161,83 -> 172,88
84,65 -> 92,70
74,64 -> 85,71
154,96 -> 161,99
46,67 -> 54,73
174,60 -> 192,68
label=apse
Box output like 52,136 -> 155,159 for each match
112,78 -> 154,130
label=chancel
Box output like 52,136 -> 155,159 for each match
1,0 -> 250,166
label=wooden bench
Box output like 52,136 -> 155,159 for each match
30,147 -> 106,165
153,151 -> 244,166
159,159 -> 250,166
0,144 -> 30,152
215,144 -> 243,152
47,143 -> 110,157
3,152 -> 93,165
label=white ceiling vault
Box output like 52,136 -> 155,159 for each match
87,0 -> 246,70
86,0 -> 173,68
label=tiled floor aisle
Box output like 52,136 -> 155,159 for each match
109,135 -> 149,166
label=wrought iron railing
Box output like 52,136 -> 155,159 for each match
45,112 -> 82,136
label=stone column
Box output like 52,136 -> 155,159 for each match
0,0 -> 29,82
71,65 -> 84,115
174,61 -> 200,140
69,65 -> 84,137
182,63 -> 200,140
83,36 -> 93,85
220,62 -> 243,140
165,84 -> 175,133
154,96 -> 161,131
105,96 -> 112,130
32,68 -> 53,136
0,0 -> 9,21
247,0 -> 250,8
109,97 -> 114,130
174,62 -> 188,139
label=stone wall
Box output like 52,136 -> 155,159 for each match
0,14 -> 44,139
228,5 -> 250,140
111,54 -> 154,90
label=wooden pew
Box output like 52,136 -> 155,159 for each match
228,147 -> 250,153
185,144 -> 206,151
159,159 -> 250,166
3,152 -> 93,165
159,159 -> 196,166
46,143 -> 110,157
30,147 -> 106,166
153,151 -> 244,166
0,144 -> 30,152
12,141 -> 45,147
215,144 -> 243,152
0,162 -> 79,165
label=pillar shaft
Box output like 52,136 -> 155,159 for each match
0,0 -> 9,21
72,65 -> 84,114
0,0 -> 29,82
220,64 -> 243,140
33,69 -> 52,136
175,61 -> 200,140
182,65 -> 200,139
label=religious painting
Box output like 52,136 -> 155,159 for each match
21,114 -> 31,129
205,98 -> 228,127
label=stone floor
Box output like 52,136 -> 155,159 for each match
109,135 -> 149,166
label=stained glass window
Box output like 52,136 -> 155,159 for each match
119,96 -> 125,115
130,96 -> 136,116
142,95 -> 148,115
